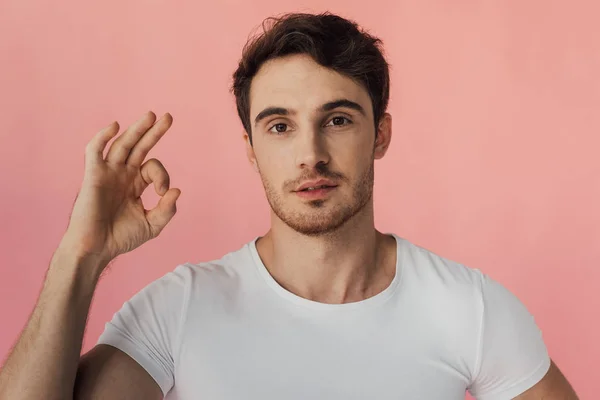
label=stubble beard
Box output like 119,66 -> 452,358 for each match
260,161 -> 375,237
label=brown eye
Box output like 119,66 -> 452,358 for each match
269,123 -> 288,134
326,116 -> 351,127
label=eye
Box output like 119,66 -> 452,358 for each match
268,123 -> 288,134
325,116 -> 352,127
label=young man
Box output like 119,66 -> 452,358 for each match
0,12 -> 578,400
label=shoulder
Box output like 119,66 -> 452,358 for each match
395,236 -> 550,397
397,236 -> 486,297
396,236 -> 530,322
162,239 -> 257,297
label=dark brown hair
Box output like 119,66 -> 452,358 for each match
231,12 -> 390,144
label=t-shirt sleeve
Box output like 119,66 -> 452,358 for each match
468,272 -> 551,400
96,264 -> 191,397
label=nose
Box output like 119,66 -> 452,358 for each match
294,126 -> 330,169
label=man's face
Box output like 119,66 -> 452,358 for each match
246,54 -> 391,236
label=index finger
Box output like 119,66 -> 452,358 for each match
125,113 -> 173,167
85,121 -> 120,166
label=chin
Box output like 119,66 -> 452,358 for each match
277,204 -> 358,236
265,183 -> 372,236
285,220 -> 347,236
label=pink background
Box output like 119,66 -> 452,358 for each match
1,1 -> 597,398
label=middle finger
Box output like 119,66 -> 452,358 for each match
105,111 -> 157,164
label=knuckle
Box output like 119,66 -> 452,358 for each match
147,158 -> 162,169
143,158 -> 170,183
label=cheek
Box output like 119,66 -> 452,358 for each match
335,143 -> 372,171
256,155 -> 287,187
256,142 -> 294,171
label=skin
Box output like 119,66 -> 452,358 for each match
246,53 -> 396,304
0,112 -> 174,400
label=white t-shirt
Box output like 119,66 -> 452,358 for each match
97,234 -> 551,399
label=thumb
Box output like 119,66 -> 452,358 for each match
146,188 -> 181,236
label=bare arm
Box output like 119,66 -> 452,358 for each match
75,345 -> 161,399
513,359 -> 578,400
0,247 -> 101,399
0,111 -> 179,399
0,245 -> 162,400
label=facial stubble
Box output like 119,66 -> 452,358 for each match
259,160 -> 375,236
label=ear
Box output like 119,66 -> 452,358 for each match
244,133 -> 259,172
374,113 -> 392,160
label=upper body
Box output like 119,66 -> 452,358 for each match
29,14 -> 576,400
0,11 -> 577,400
71,12 -> 576,400
78,14 -> 574,400
95,233 -> 552,399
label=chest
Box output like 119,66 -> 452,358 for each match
169,309 -> 470,399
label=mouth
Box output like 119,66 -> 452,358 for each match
294,178 -> 338,192
294,184 -> 338,199
297,184 -> 337,192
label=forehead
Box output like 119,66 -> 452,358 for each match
249,54 -> 373,120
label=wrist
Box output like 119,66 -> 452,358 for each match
52,242 -> 109,283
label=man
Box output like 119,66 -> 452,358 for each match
0,12 -> 578,400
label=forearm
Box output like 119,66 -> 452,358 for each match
0,244 -> 107,400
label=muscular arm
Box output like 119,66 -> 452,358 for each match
75,345 -> 161,399
513,359 -> 578,400
0,244 -> 160,400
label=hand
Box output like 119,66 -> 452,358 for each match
60,111 -> 181,267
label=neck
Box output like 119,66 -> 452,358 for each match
255,202 -> 397,304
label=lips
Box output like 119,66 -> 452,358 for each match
295,179 -> 338,192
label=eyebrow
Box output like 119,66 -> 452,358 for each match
253,98 -> 366,127
254,107 -> 291,127
320,99 -> 366,115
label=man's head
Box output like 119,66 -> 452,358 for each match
231,12 -> 392,236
